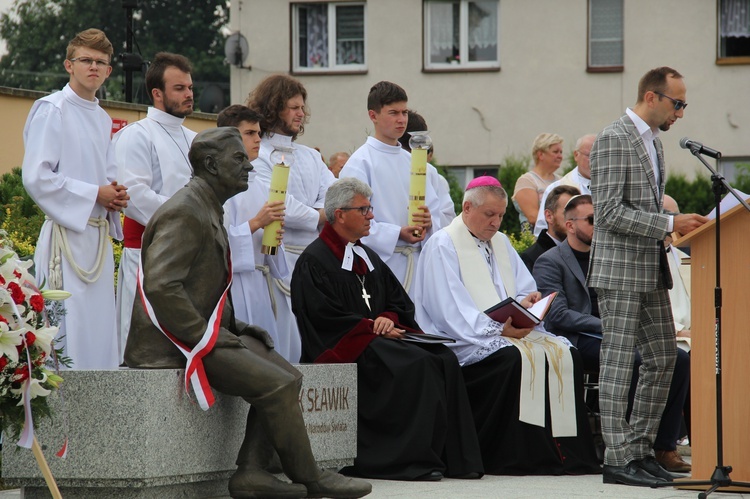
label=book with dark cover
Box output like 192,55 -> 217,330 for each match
484,292 -> 557,328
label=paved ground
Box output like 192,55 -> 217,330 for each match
3,454 -> 749,499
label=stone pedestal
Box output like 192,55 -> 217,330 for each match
2,364 -> 356,498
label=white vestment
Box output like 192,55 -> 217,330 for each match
112,107 -> 195,361
223,172 -> 298,362
22,84 -> 122,369
414,219 -> 576,435
533,167 -> 591,237
252,133 -> 334,361
340,136 -> 449,296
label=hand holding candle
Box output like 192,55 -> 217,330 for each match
261,146 -> 294,255
408,131 -> 432,237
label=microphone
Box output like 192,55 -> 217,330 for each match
679,137 -> 722,159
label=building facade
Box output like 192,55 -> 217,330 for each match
229,0 -> 750,185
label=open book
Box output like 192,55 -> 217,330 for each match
484,292 -> 557,328
400,332 -> 456,344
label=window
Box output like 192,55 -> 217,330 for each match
718,0 -> 750,63
720,156 -> 750,187
424,0 -> 500,71
588,0 -> 623,71
292,2 -> 366,73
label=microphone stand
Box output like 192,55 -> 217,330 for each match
654,148 -> 750,497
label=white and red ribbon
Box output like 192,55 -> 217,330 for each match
137,255 -> 232,411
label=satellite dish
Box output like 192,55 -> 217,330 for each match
224,32 -> 249,68
199,84 -> 225,114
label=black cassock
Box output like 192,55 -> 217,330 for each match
291,224 -> 483,480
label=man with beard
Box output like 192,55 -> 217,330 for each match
113,52 -> 197,362
521,184 -> 579,272
533,194 -> 691,474
246,74 -> 334,362
588,66 -> 706,486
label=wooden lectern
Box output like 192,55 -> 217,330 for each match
675,202 -> 750,491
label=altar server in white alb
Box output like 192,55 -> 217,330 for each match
22,28 -> 129,369
340,81 -> 451,296
245,75 -> 333,362
218,105 -> 293,360
111,52 -> 197,362
413,177 -> 600,475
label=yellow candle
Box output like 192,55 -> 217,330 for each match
260,162 -> 290,255
409,147 -> 428,230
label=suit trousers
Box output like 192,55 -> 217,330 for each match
596,286 -> 677,466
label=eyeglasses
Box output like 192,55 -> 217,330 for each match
69,57 -> 110,68
654,92 -> 688,111
568,215 -> 594,225
340,205 -> 374,216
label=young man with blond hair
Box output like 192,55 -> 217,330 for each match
22,28 -> 129,369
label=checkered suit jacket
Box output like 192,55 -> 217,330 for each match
587,114 -> 672,292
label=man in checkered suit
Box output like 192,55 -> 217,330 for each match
588,67 -> 707,487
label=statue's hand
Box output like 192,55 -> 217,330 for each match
214,328 -> 244,349
239,324 -> 275,350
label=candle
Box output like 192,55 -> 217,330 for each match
261,147 -> 293,255
408,131 -> 432,236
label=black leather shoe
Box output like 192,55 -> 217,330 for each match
635,455 -> 679,482
413,471 -> 443,481
602,462 -> 667,487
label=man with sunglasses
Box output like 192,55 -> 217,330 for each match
533,194 -> 691,474
22,28 -> 129,369
588,66 -> 707,486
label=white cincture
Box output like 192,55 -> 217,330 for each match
394,245 -> 418,292
273,243 -> 307,297
48,216 -> 109,289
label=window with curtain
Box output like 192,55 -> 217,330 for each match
588,0 -> 623,70
424,0 -> 499,70
293,2 -> 366,72
719,0 -> 750,61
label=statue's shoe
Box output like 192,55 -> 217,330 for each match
229,468 -> 307,498
304,469 -> 372,498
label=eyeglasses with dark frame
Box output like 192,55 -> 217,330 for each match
339,205 -> 374,216
568,215 -> 594,225
654,92 -> 688,111
69,57 -> 110,68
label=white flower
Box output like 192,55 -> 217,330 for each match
33,326 -> 58,356
11,372 -> 52,405
0,323 -> 23,363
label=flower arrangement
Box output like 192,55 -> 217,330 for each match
446,54 -> 461,64
0,231 -> 69,441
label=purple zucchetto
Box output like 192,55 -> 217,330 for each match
466,176 -> 502,190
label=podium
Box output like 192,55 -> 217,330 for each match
675,202 -> 750,491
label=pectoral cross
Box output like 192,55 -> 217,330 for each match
356,274 -> 371,310
361,287 -> 371,310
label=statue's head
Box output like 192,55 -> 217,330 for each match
189,127 -> 253,202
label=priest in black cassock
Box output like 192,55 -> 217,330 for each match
291,177 -> 484,482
